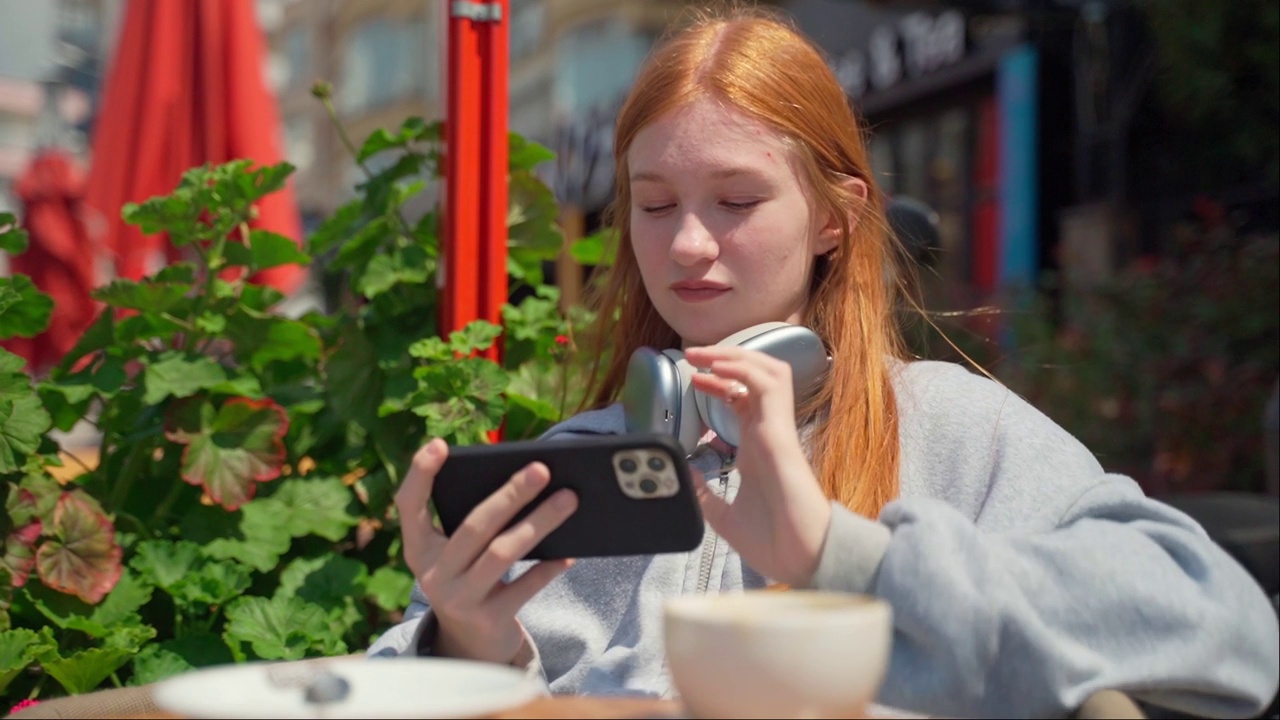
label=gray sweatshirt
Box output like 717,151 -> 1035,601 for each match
369,360 -> 1280,718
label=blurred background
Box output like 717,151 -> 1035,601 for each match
0,0 -> 1276,497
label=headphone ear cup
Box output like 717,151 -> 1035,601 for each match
696,380 -> 741,448
662,350 -> 704,453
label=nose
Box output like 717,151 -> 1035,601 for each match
669,212 -> 718,266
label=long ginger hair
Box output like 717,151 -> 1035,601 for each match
580,8 -> 907,518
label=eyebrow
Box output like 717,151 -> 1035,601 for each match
630,167 -> 769,183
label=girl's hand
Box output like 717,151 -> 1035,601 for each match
394,438 -> 578,664
684,345 -> 832,586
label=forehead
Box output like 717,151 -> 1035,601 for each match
628,98 -> 795,179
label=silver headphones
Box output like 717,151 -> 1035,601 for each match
622,322 -> 831,453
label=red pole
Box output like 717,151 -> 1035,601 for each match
443,2 -> 486,337
478,0 -> 509,365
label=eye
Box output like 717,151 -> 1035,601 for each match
721,199 -> 762,211
639,203 -> 675,215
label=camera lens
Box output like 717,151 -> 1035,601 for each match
639,477 -> 659,494
619,457 -> 638,473
647,456 -> 667,472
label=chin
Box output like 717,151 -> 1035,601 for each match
674,323 -> 745,348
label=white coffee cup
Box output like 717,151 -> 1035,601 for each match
663,590 -> 892,719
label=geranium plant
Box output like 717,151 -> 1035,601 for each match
0,112 -> 608,703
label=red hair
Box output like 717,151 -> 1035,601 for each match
582,8 -> 906,518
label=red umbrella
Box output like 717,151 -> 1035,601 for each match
82,0 -> 303,293
2,150 -> 99,374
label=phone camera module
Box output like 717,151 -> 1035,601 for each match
615,449 -> 679,500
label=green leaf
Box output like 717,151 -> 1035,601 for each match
165,397 -> 288,511
88,569 -> 153,628
449,321 -> 503,355
155,263 -> 198,284
507,171 -> 563,258
504,392 -> 563,441
239,283 -> 285,313
508,133 -> 556,171
307,199 -> 362,256
569,228 -> 619,266
38,356 -> 128,431
142,353 -> 229,405
99,623 -> 156,652
326,323 -> 382,427
129,539 -> 251,609
355,244 -> 432,299
357,117 -> 439,162
276,553 -> 368,635
0,212 -> 29,254
38,646 -> 134,695
366,566 -> 414,612
195,312 -> 227,334
35,491 -> 123,604
249,230 -> 311,270
0,284 -> 21,318
129,634 -> 233,686
277,554 -> 368,606
407,336 -> 450,362
181,499 -> 292,573
269,477 -> 359,541
129,540 -> 200,591
0,275 -> 54,340
225,315 -> 322,373
174,558 -> 252,607
223,595 -> 343,661
1,627 -> 55,694
92,278 -> 190,312
0,352 -> 53,474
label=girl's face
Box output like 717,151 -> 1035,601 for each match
627,98 -> 839,347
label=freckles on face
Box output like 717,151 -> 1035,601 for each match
626,98 -> 821,345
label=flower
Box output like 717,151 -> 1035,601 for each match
9,699 -> 40,714
554,334 -> 569,346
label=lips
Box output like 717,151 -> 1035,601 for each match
670,280 -> 730,303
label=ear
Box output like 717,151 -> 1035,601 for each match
813,176 -> 869,256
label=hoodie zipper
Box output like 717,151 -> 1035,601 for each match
694,468 -> 731,594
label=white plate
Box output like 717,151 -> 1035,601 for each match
151,656 -> 544,719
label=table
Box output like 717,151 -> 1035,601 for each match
120,696 -> 682,719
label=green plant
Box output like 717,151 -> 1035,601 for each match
0,112 -> 604,702
980,227 -> 1279,494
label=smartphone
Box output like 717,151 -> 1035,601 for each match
431,433 -> 704,560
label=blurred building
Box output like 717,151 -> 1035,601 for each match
785,0 -> 1055,307
262,0 -> 714,234
0,0 -> 120,215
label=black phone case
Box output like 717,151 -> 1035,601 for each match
431,434 -> 704,560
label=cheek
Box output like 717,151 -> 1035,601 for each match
629,222 -> 669,278
730,212 -> 811,272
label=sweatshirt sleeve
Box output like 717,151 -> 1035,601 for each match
366,582 -> 549,690
807,363 -> 1279,718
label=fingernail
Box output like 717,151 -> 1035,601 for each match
425,438 -> 443,457
551,490 -> 576,510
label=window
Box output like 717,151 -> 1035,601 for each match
339,15 -> 434,113
283,25 -> 311,88
554,19 -> 651,117
283,114 -> 314,172
510,0 -> 546,63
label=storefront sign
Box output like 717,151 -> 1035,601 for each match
835,9 -> 967,99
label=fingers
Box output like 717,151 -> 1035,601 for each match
395,438 -> 449,573
464,488 -> 579,593
685,346 -> 794,412
432,462 -> 553,581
